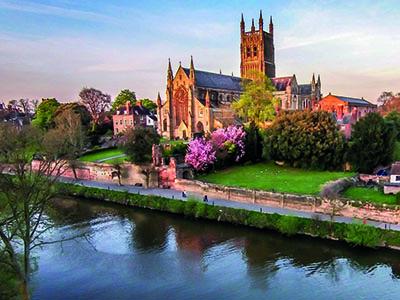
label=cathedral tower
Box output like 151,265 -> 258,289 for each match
240,11 -> 276,80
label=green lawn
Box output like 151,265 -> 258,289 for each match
79,148 -> 125,162
101,156 -> 128,164
197,162 -> 354,195
343,186 -> 398,205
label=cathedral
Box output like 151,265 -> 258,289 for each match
157,11 -> 322,139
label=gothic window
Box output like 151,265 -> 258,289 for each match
246,47 -> 251,58
196,121 -> 204,133
253,47 -> 258,57
173,86 -> 189,126
199,109 -> 203,117
163,119 -> 167,131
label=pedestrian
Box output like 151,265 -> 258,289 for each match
182,190 -> 187,198
203,195 -> 208,202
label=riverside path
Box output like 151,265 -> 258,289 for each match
60,177 -> 400,232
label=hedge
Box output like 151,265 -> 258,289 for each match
56,183 -> 400,249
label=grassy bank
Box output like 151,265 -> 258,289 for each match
57,183 -> 400,249
198,162 -> 354,195
79,148 -> 125,162
343,187 -> 398,205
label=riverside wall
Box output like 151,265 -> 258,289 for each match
174,179 -> 400,224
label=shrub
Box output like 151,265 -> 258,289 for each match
264,110 -> 346,170
122,127 -> 160,163
345,223 -> 382,247
276,215 -> 305,236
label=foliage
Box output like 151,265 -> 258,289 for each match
384,110 -> 400,140
198,162 -> 354,195
348,113 -> 396,173
344,223 -> 382,247
79,87 -> 111,131
79,148 -> 125,162
58,183 -> 400,249
32,98 -> 60,130
0,124 -> 80,300
211,125 -> 246,163
243,122 -> 263,163
54,102 -> 91,127
122,127 -> 160,164
232,71 -> 278,127
112,89 -> 136,111
377,91 -> 400,114
139,98 -> 157,112
265,110 -> 346,170
185,137 -> 216,171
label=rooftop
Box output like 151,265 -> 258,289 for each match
182,68 -> 242,92
331,94 -> 376,107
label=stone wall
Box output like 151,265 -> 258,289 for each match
174,179 -> 400,224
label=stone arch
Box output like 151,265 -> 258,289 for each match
196,121 -> 204,133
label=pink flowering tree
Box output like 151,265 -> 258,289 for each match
211,125 -> 246,162
185,137 -> 216,171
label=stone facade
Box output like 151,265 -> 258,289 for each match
157,57 -> 241,139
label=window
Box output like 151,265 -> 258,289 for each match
396,176 -> 400,181
246,47 -> 251,58
199,109 -> 204,117
253,47 -> 257,56
119,120 -> 122,125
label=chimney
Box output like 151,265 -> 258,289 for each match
125,101 -> 131,114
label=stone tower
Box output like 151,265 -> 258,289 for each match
240,11 -> 275,80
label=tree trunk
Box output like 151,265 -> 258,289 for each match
21,281 -> 30,300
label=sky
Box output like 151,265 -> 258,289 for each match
0,0 -> 399,103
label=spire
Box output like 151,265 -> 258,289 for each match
240,13 -> 245,34
251,18 -> 255,32
190,55 -> 195,81
317,74 -> 321,85
312,73 -> 316,85
157,92 -> 161,106
167,58 -> 173,81
259,10 -> 263,30
269,16 -> 274,35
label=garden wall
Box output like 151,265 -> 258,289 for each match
174,179 -> 400,224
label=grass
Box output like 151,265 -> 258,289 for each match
197,162 -> 354,195
101,156 -> 128,164
343,186 -> 398,205
79,148 -> 125,162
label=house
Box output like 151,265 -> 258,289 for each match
113,101 -> 157,135
315,93 -> 377,138
384,162 -> 400,194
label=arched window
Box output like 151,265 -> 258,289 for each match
163,119 -> 167,131
196,121 -> 204,133
246,47 -> 251,58
253,47 -> 257,57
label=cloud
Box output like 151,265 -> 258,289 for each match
0,0 -> 117,23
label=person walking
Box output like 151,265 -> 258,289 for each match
203,195 -> 208,202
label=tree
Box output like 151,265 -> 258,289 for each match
54,102 -> 91,128
377,91 -> 394,106
264,111 -> 346,170
379,94 -> 400,116
140,98 -> 157,112
243,122 -> 263,163
0,124 -> 73,300
185,137 -> 216,172
112,89 -> 136,111
348,113 -> 396,173
122,127 -> 160,164
50,109 -> 87,179
385,110 -> 400,140
232,71 -> 278,127
79,87 -> 111,131
31,98 -> 60,130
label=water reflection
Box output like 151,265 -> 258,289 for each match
38,197 -> 400,300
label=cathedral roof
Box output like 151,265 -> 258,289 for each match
182,68 -> 242,91
271,76 -> 293,91
299,84 -> 312,95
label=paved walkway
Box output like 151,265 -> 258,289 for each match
60,177 -> 400,232
96,154 -> 126,163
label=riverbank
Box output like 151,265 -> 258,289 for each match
57,182 -> 400,250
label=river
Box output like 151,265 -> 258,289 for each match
30,197 -> 400,300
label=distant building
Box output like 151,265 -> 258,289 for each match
0,102 -> 31,129
315,94 -> 377,138
113,101 -> 157,135
384,162 -> 400,194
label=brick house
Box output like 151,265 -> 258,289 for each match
113,101 -> 157,135
315,93 -> 377,138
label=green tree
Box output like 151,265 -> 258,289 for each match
384,110 -> 400,140
264,110 -> 346,170
122,127 -> 160,164
243,122 -> 263,163
140,98 -> 157,112
348,112 -> 396,173
31,98 -> 60,130
232,71 -> 278,127
54,102 -> 91,128
112,89 -> 136,111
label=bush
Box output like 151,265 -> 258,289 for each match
348,113 -> 396,173
264,110 -> 346,170
345,223 -> 382,247
122,127 -> 160,163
